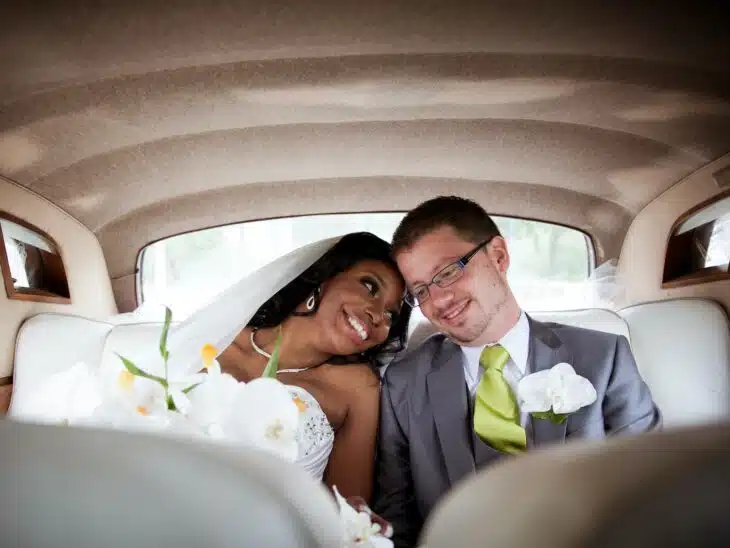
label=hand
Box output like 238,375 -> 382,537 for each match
346,496 -> 394,538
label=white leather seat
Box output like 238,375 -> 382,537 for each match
0,418 -> 344,548
421,420 -> 730,548
9,315 -> 172,420
10,297 -> 730,430
530,308 -> 631,340
619,298 -> 730,427
9,313 -> 113,418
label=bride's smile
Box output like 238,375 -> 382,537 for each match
345,311 -> 369,342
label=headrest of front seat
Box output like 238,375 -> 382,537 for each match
0,420 -> 344,548
421,421 -> 730,548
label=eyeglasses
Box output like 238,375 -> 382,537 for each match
404,238 -> 492,307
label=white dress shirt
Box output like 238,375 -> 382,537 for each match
461,310 -> 531,428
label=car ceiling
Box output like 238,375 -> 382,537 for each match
1,1 -> 729,278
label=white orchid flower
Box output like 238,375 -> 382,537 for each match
18,358 -> 167,430
88,367 -> 167,426
186,368 -> 240,438
165,369 -> 207,414
517,362 -> 597,415
84,356 -> 170,421
183,343 -> 243,437
86,368 -> 205,440
115,352 -> 206,416
219,377 -> 299,461
200,344 -> 220,374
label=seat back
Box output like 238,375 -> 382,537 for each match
8,313 -> 169,420
9,313 -> 113,419
619,298 -> 730,427
422,421 -> 730,548
0,419 -> 344,548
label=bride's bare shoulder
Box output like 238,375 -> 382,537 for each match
326,362 -> 380,392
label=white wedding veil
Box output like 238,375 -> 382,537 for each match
139,235 -> 345,375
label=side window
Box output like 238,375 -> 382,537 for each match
0,212 -> 71,303
138,213 -> 595,319
663,192 -> 730,288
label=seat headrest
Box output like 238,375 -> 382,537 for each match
9,313 -> 113,419
0,419 -> 344,548
619,298 -> 730,426
422,421 -> 730,548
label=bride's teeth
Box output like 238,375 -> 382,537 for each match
347,315 -> 368,340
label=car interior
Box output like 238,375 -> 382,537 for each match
1,2 -> 729,547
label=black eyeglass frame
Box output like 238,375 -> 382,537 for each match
404,237 -> 493,307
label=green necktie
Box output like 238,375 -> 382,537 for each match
473,344 -> 527,454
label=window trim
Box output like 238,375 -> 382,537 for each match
662,188 -> 730,289
0,211 -> 72,305
134,211 -> 597,307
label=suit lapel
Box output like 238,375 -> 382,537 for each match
426,340 -> 475,486
526,316 -> 572,449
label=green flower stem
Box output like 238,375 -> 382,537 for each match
160,307 -> 173,409
261,325 -> 283,378
531,410 -> 568,424
116,305 -> 177,411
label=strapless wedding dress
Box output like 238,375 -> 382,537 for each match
286,385 -> 335,480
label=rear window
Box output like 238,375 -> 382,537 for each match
138,213 -> 595,319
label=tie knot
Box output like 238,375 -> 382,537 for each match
479,344 -> 510,372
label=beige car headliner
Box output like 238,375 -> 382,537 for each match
1,1 -> 728,280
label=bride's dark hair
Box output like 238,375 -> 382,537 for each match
247,232 -> 411,367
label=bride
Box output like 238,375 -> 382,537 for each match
212,231 -> 411,502
18,231 -> 411,507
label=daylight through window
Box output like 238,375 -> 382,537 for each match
139,213 -> 596,319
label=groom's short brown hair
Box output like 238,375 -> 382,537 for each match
392,196 -> 502,255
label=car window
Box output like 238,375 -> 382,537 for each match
139,213 -> 594,319
663,193 -> 730,288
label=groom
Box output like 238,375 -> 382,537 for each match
372,196 -> 661,548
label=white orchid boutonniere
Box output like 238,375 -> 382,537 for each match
517,362 -> 597,424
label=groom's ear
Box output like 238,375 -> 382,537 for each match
488,236 -> 510,274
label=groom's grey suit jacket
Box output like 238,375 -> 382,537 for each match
372,315 -> 662,548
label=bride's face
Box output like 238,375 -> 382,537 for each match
314,259 -> 405,357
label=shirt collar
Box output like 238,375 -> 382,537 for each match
461,310 -> 530,375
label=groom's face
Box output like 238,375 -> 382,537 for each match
396,225 -> 511,345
